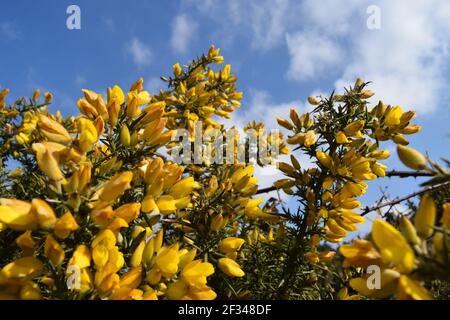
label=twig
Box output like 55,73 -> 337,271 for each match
255,170 -> 434,195
360,180 -> 450,216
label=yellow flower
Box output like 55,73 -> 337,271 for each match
92,245 -> 109,268
32,143 -> 65,181
181,260 -> 215,288
344,120 -> 365,136
371,219 -> 415,273
304,130 -> 317,147
155,243 -> 179,277
218,237 -> 245,254
120,266 -> 143,289
350,268 -> 400,299
98,171 -> 133,203
16,230 -> 37,255
336,131 -> 349,144
0,257 -> 43,281
397,275 -> 432,300
54,211 -> 79,239
169,177 -> 195,198
166,280 -> 188,300
339,239 -> 381,267
156,195 -> 177,214
92,229 -> 116,249
113,203 -> 141,223
0,199 -> 36,231
109,85 -> 125,106
44,235 -> 65,266
68,245 -> 91,269
30,199 -> 57,230
38,115 -> 71,144
78,118 -> 98,153
384,106 -> 403,127
19,281 -> 42,300
218,258 -> 245,277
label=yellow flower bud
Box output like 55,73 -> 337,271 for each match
399,216 -> 421,246
360,90 -> 374,99
392,134 -> 409,145
210,213 -> 224,232
397,145 -> 427,170
316,151 -> 334,170
414,193 -> 436,239
32,89 -> 41,102
120,124 -> 131,146
44,91 -> 53,104
173,63 -> 182,77
307,96 -> 320,105
130,240 -> 146,267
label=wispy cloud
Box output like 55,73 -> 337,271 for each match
102,17 -> 115,31
0,22 -> 20,40
75,75 -> 86,86
170,14 -> 198,54
125,37 -> 152,68
286,32 -> 343,81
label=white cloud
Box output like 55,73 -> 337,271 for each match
126,37 -> 152,68
333,0 -> 450,114
185,0 -> 450,114
286,32 -> 343,81
171,14 -> 198,54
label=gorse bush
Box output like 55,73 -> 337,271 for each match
0,46 -> 448,300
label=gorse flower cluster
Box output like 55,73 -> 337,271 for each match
0,46 -> 449,300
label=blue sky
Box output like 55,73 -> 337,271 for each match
1,0 -> 449,236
